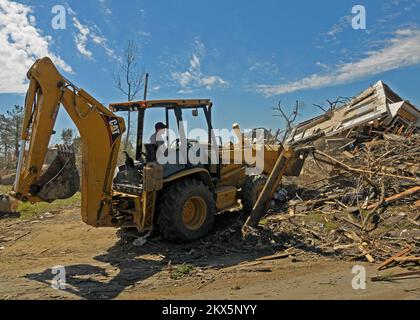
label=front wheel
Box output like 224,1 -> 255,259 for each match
157,178 -> 215,241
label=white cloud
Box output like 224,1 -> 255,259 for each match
256,28 -> 420,96
201,75 -> 228,87
91,32 -> 115,57
248,61 -> 279,75
72,16 -> 93,59
139,31 -> 150,37
98,0 -> 112,15
0,0 -> 72,94
171,40 -> 228,92
378,0 -> 418,25
67,5 -> 115,59
151,85 -> 161,92
326,14 -> 353,38
315,61 -> 328,69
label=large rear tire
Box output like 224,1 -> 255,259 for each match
157,178 -> 215,242
239,175 -> 268,213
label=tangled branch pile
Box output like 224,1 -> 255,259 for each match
260,133 -> 420,268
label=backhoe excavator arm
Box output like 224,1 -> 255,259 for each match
11,57 -> 126,227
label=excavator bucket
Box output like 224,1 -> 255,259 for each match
29,145 -> 80,202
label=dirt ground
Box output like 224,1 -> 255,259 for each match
0,206 -> 419,300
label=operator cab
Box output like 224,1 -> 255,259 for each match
109,99 -> 220,193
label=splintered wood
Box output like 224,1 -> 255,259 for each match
261,133 -> 419,268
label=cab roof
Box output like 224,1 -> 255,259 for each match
109,99 -> 212,112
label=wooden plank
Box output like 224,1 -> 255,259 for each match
366,186 -> 420,210
393,256 -> 420,263
358,244 -> 375,263
377,246 -> 412,270
371,270 -> 420,282
255,252 -> 292,261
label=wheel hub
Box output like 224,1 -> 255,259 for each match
182,196 -> 207,230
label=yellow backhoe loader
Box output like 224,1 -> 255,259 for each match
7,57 -> 308,241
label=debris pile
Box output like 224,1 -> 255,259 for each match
240,81 -> 419,277
252,131 -> 418,281
293,133 -> 419,217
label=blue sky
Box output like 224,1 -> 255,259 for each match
0,0 -> 419,138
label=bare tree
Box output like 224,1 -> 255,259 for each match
114,41 -> 145,150
313,96 -> 350,113
61,128 -> 74,146
273,100 -> 302,143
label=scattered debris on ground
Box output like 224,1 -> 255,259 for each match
232,81 -> 419,281
259,134 -> 419,281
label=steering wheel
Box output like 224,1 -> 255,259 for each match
168,138 -> 196,150
169,138 -> 179,150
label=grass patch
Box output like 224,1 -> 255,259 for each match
1,185 -> 81,220
170,263 -> 195,280
0,185 -> 13,194
259,218 -> 269,226
18,193 -> 81,219
302,212 -> 338,232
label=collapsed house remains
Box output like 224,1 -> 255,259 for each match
285,80 -> 420,152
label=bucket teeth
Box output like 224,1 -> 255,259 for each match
55,144 -> 75,160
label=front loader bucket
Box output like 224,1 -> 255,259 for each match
30,145 -> 80,202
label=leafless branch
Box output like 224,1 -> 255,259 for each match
114,41 -> 145,151
273,100 -> 302,143
314,96 -> 351,112
313,103 -> 327,113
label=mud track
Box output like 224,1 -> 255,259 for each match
0,209 -> 418,300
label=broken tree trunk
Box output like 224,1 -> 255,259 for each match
243,146 -> 294,230
314,150 -> 418,182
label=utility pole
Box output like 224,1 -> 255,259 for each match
136,73 -> 149,160
143,73 -> 149,100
